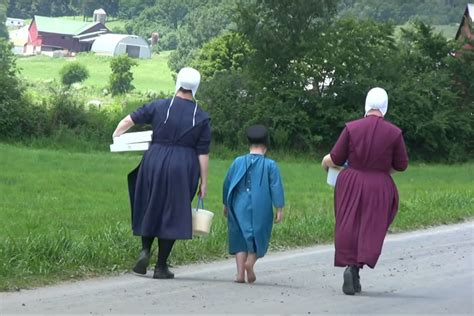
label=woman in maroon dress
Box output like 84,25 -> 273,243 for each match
322,87 -> 408,295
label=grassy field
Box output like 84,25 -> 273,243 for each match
432,24 -> 459,38
395,23 -> 458,39
0,143 -> 473,291
17,51 -> 175,93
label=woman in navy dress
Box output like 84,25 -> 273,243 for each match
322,87 -> 408,295
112,68 -> 211,279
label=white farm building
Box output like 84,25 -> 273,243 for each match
91,34 -> 151,59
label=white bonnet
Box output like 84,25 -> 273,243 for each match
175,67 -> 201,97
365,87 -> 388,116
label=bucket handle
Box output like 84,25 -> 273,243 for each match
194,197 -> 204,212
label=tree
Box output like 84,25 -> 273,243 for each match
195,0 -> 340,150
168,0 -> 234,72
196,4 -> 472,160
191,32 -> 254,79
388,22 -> 473,161
0,0 -> 8,38
109,55 -> 137,96
0,38 -> 25,136
236,0 -> 338,80
225,0 -> 339,149
60,62 -> 89,86
339,0 -> 466,25
118,0 -> 155,19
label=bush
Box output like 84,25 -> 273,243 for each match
0,39 -> 49,139
109,55 -> 138,96
49,90 -> 88,129
59,62 -> 89,87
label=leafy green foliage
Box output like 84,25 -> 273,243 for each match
191,32 -> 254,79
0,38 -> 27,138
0,0 -> 8,38
7,0 -> 119,19
306,18 -> 399,143
109,55 -> 138,96
196,0 -> 339,150
194,2 -> 472,162
387,22 -> 473,161
168,0 -> 234,72
118,0 -> 155,19
339,0 -> 466,25
59,62 -> 89,86
124,2 -> 187,50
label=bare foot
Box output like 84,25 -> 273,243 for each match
245,262 -> 256,283
234,277 -> 245,283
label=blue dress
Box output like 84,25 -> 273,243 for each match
223,154 -> 285,258
127,97 -> 211,239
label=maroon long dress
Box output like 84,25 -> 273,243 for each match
330,115 -> 408,268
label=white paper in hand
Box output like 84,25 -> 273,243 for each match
327,167 -> 341,187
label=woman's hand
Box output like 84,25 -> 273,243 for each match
322,153 -> 339,171
198,183 -> 207,199
198,155 -> 209,199
274,208 -> 283,224
321,154 -> 330,172
112,115 -> 135,140
223,206 -> 228,217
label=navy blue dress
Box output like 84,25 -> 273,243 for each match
128,96 -> 211,239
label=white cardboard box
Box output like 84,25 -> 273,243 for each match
110,131 -> 152,152
113,131 -> 152,144
110,142 -> 150,152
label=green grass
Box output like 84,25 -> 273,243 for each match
17,51 -> 175,93
395,23 -> 458,39
432,24 -> 458,39
0,143 -> 473,291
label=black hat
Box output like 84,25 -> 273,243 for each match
246,124 -> 269,146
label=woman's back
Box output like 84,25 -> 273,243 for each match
131,96 -> 210,150
335,116 -> 408,173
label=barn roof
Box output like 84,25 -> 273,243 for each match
91,34 -> 147,52
468,3 -> 474,20
33,15 -> 102,35
91,33 -> 150,57
9,25 -> 29,46
456,3 -> 474,39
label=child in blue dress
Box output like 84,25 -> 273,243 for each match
223,125 -> 285,283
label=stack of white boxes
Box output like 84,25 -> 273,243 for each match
110,131 -> 152,152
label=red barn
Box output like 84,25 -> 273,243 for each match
26,16 -> 110,55
455,3 -> 473,50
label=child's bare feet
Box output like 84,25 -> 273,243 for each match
245,262 -> 256,283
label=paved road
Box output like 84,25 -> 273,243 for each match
1,222 -> 473,314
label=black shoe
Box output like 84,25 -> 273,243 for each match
132,250 -> 150,275
342,266 -> 356,295
354,267 -> 361,293
153,265 -> 174,279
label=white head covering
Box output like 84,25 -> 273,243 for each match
365,87 -> 388,116
175,67 -> 201,97
164,67 -> 201,126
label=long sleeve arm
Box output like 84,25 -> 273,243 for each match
222,162 -> 234,207
112,115 -> 135,138
198,154 -> 209,198
269,162 -> 285,208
